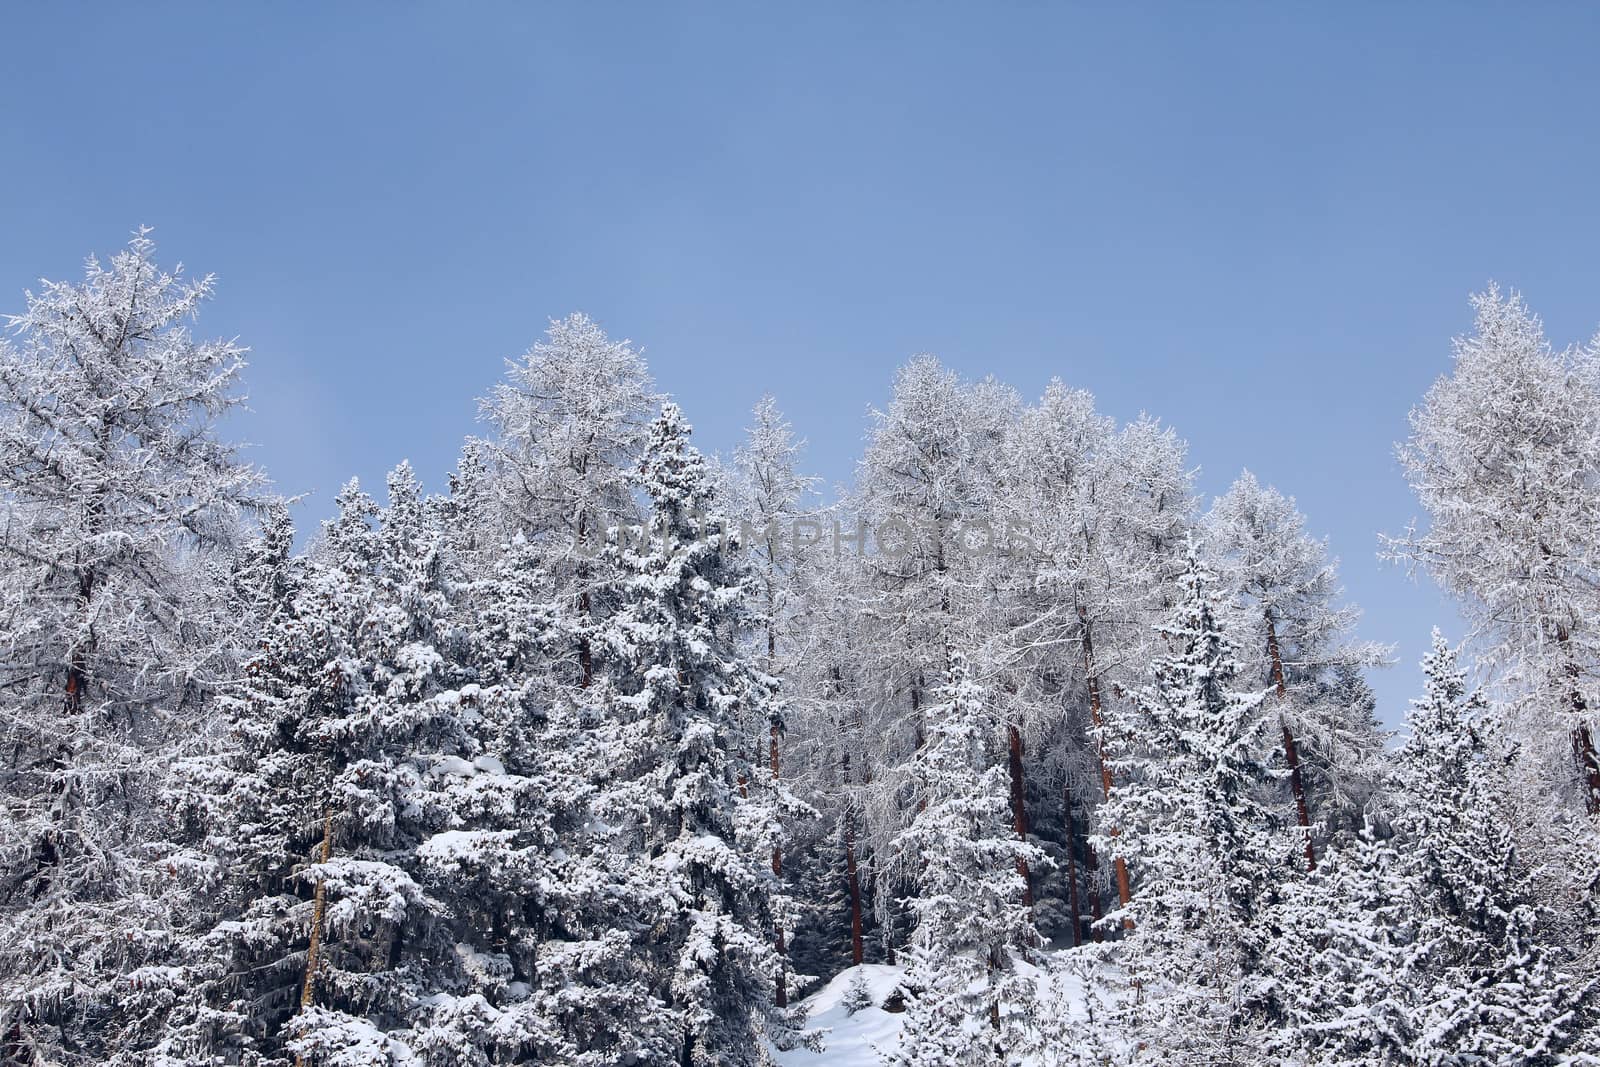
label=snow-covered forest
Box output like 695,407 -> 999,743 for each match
1,234 -> 1597,1066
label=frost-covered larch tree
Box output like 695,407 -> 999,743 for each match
850,356 -> 1019,956
1391,286 -> 1600,817
1001,382 -> 1196,941
727,394 -> 820,1008
885,652 -> 1044,1067
569,403 -> 803,1065
1092,544 -> 1284,1064
1390,286 -> 1600,984
478,312 -> 658,692
0,232 -> 267,1064
1206,470 -> 1390,867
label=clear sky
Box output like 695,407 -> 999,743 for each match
4,4 -> 1600,727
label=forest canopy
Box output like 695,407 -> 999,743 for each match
1,235 -> 1597,1066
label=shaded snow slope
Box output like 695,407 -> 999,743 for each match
776,958 -> 1093,1065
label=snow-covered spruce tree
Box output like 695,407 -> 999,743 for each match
1393,633 -> 1595,1063
886,652 -> 1044,1067
0,232 -> 268,1064
1206,470 -> 1390,866
1265,632 -> 1598,1064
555,403 -> 804,1065
170,466 -> 575,1065
1257,816 -> 1417,1065
1090,543 -> 1285,1065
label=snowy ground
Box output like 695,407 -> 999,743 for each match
773,965 -> 908,1066
774,957 -> 1092,1065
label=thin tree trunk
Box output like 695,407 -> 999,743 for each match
771,720 -> 787,1008
1080,607 -> 1133,927
840,674 -> 868,968
578,590 -> 593,689
912,680 -> 927,814
845,825 -> 865,967
1084,841 -> 1105,943
577,512 -> 594,689
293,811 -> 335,1067
1573,723 -> 1600,816
1062,777 -> 1084,948
1006,723 -> 1033,905
1266,612 -> 1316,870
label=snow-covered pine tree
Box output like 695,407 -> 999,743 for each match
841,967 -> 874,1017
886,652 -> 1044,1067
1206,470 -> 1390,866
0,231 -> 268,1064
554,402 -> 803,1065
1091,543 -> 1284,1064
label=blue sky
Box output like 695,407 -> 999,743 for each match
4,4 -> 1600,726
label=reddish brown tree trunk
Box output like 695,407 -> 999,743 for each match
1080,607 -> 1133,928
1266,612 -> 1317,871
1554,625 -> 1600,816
1573,724 -> 1600,816
1006,723 -> 1033,906
845,826 -> 865,966
1282,724 -> 1316,870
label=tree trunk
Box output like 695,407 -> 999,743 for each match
771,720 -> 787,1009
1062,777 -> 1084,948
845,826 -> 865,967
1573,723 -> 1600,816
1080,607 -> 1133,928
1266,611 -> 1316,870
64,565 -> 96,715
577,512 -> 594,689
1282,724 -> 1316,870
293,811 -> 335,1067
912,681 -> 927,814
1554,625 -> 1600,816
1006,723 -> 1033,906
1084,841 -> 1105,943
